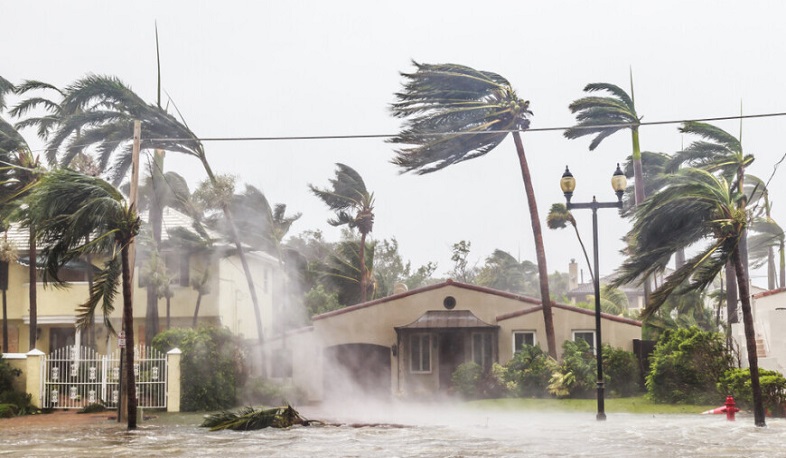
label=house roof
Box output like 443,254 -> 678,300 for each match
395,310 -> 497,330
753,287 -> 786,299
312,279 -> 542,321
312,278 -> 641,327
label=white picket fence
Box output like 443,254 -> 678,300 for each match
41,345 -> 167,410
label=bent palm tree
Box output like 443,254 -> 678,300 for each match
612,168 -> 765,427
389,62 -> 557,357
547,203 -> 593,282
29,168 -> 141,429
564,81 -> 645,205
46,75 -> 267,372
310,164 -> 375,303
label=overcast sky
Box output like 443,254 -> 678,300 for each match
5,1 -> 786,285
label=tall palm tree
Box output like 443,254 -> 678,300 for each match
318,236 -> 377,306
0,78 -> 44,352
45,75 -> 268,372
28,168 -> 141,429
0,233 -> 17,352
389,62 -> 557,358
310,163 -> 375,303
667,121 -> 754,326
547,203 -> 593,283
564,80 -> 645,205
612,167 -> 765,426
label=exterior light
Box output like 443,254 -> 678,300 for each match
560,166 -> 576,203
611,163 -> 627,202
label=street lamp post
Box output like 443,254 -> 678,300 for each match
559,163 -> 627,421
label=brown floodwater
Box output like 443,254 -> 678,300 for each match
0,404 -> 782,457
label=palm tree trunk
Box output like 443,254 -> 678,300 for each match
2,288 -> 7,353
28,226 -> 37,351
199,156 -> 266,376
512,132 -> 556,358
192,292 -> 203,328
121,243 -> 138,430
166,296 -> 171,330
780,241 -> 785,289
725,261 -> 738,326
571,224 -> 594,283
359,232 -> 367,303
732,239 -> 765,426
767,246 -> 776,290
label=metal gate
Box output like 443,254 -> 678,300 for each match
42,345 -> 167,410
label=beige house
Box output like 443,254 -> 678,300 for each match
0,208 -> 282,358
732,287 -> 786,373
268,279 -> 642,402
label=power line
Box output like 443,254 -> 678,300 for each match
142,111 -> 786,143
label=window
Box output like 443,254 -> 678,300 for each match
512,331 -> 537,353
573,330 -> 596,353
472,333 -> 493,370
409,334 -> 431,373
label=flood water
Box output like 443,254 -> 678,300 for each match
1,404 -> 783,457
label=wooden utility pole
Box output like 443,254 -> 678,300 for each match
119,120 -> 141,423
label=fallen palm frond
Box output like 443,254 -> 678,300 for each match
201,405 -> 312,431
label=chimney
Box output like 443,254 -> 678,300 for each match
569,258 -> 578,290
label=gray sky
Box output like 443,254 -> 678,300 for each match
5,1 -> 786,285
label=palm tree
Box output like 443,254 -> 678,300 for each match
0,233 -> 17,352
0,78 -> 45,352
564,80 -> 645,205
612,167 -> 765,426
310,163 -> 375,303
45,75 -> 268,372
667,121 -> 755,327
547,203 -> 594,283
28,168 -> 141,429
389,62 -> 557,358
317,236 -> 377,306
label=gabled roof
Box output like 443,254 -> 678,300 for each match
312,279 -> 542,321
496,302 -> 642,327
753,287 -> 786,299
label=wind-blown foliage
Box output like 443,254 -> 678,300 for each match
310,163 -> 375,303
28,168 -> 140,429
389,61 -> 557,358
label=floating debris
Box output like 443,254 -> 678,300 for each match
201,405 -> 313,431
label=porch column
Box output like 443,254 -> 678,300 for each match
166,348 -> 181,412
25,348 -> 45,408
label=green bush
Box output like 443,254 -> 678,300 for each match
242,377 -> 307,406
718,368 -> 786,417
646,327 -> 731,404
152,326 -> 248,411
503,345 -> 554,397
548,340 -> 596,398
602,345 -> 641,397
452,362 -> 482,399
0,358 -> 37,416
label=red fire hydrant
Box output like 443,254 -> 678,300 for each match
725,395 -> 740,421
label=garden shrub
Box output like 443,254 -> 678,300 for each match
718,368 -> 786,417
503,344 -> 554,397
0,357 -> 36,416
645,327 -> 731,404
602,344 -> 641,397
548,340 -> 596,398
242,377 -> 307,406
452,362 -> 482,399
152,326 -> 248,411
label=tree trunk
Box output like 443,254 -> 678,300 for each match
732,239 -> 765,427
767,246 -> 776,291
571,224 -> 594,283
166,296 -> 171,330
1,261 -> 7,353
631,128 -> 646,206
359,232 -> 367,303
28,226 -> 37,351
192,292 -> 203,328
780,240 -> 785,289
725,260 -> 738,325
121,244 -> 138,430
512,131 -> 556,359
200,156 -> 266,376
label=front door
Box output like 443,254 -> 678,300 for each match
49,327 -> 75,353
438,332 -> 465,391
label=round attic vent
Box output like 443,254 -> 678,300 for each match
443,296 -> 457,310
